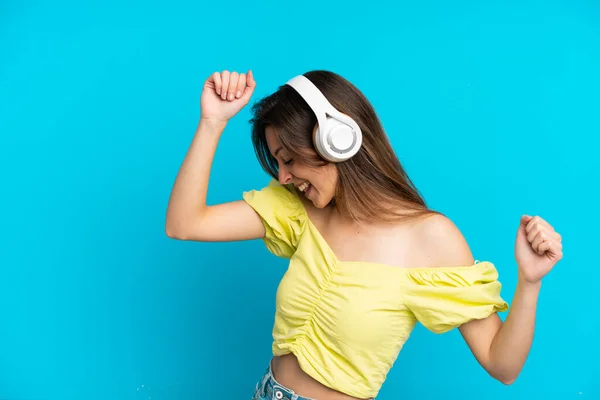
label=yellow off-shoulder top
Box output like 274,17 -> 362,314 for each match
243,180 -> 509,399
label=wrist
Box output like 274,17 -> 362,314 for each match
198,117 -> 228,133
517,273 -> 542,292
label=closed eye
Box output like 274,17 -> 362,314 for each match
284,159 -> 294,165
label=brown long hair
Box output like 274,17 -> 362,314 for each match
249,70 -> 439,223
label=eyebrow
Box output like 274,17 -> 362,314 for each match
274,147 -> 282,157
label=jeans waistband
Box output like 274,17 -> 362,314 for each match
253,359 -> 375,400
254,360 -> 317,400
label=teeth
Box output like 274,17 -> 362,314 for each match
298,181 -> 310,192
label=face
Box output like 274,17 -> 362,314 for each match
265,125 -> 338,208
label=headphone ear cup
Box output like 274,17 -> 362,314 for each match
314,118 -> 357,162
312,120 -> 327,160
328,122 -> 355,153
286,75 -> 362,162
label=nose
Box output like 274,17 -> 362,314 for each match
278,166 -> 293,185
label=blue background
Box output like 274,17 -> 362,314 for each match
1,0 -> 598,399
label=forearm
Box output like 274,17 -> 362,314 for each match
488,276 -> 541,383
165,118 -> 227,235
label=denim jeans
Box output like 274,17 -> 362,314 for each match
252,361 -> 317,400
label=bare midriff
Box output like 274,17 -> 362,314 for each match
271,354 -> 369,400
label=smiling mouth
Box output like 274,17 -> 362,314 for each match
298,181 -> 311,193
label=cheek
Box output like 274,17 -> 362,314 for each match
316,167 -> 338,194
291,163 -> 315,179
293,163 -> 337,194
325,166 -> 338,187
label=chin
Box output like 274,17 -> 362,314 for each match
312,200 -> 327,208
303,185 -> 334,208
312,196 -> 334,209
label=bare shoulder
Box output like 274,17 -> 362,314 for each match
409,213 -> 475,268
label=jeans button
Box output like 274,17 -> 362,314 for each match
275,390 -> 283,399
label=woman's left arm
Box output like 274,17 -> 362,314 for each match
459,215 -> 563,385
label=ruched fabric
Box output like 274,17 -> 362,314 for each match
243,180 -> 509,399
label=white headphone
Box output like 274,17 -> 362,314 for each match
285,75 -> 362,162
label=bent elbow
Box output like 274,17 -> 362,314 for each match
165,221 -> 190,240
500,377 -> 516,386
491,371 -> 518,386
165,208 -> 209,241
165,226 -> 182,240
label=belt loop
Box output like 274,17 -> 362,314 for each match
257,369 -> 269,397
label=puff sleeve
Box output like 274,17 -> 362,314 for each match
242,179 -> 307,258
402,261 -> 509,333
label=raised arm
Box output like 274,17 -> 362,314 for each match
459,215 -> 562,384
414,214 -> 562,385
165,70 -> 265,242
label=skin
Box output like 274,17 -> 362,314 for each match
166,70 -> 564,400
264,124 -> 338,209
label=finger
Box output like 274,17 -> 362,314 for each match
525,215 -> 555,236
525,216 -> 554,242
212,72 -> 222,96
534,219 -> 561,242
552,240 -> 564,260
527,227 -> 542,244
221,70 -> 230,100
539,239 -> 563,259
241,69 -> 256,100
544,230 -> 562,243
537,239 -> 552,255
526,223 -> 557,244
521,215 -> 534,226
227,72 -> 239,101
555,238 -> 563,251
525,216 -> 543,233
236,73 -> 247,98
247,69 -> 256,88
531,230 -> 548,254
533,234 -> 562,256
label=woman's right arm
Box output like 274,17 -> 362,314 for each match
165,70 -> 265,242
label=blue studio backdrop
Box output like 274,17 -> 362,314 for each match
1,1 -> 598,399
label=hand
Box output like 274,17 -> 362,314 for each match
200,69 -> 256,123
515,215 -> 563,284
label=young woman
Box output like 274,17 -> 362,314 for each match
165,69 -> 563,400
